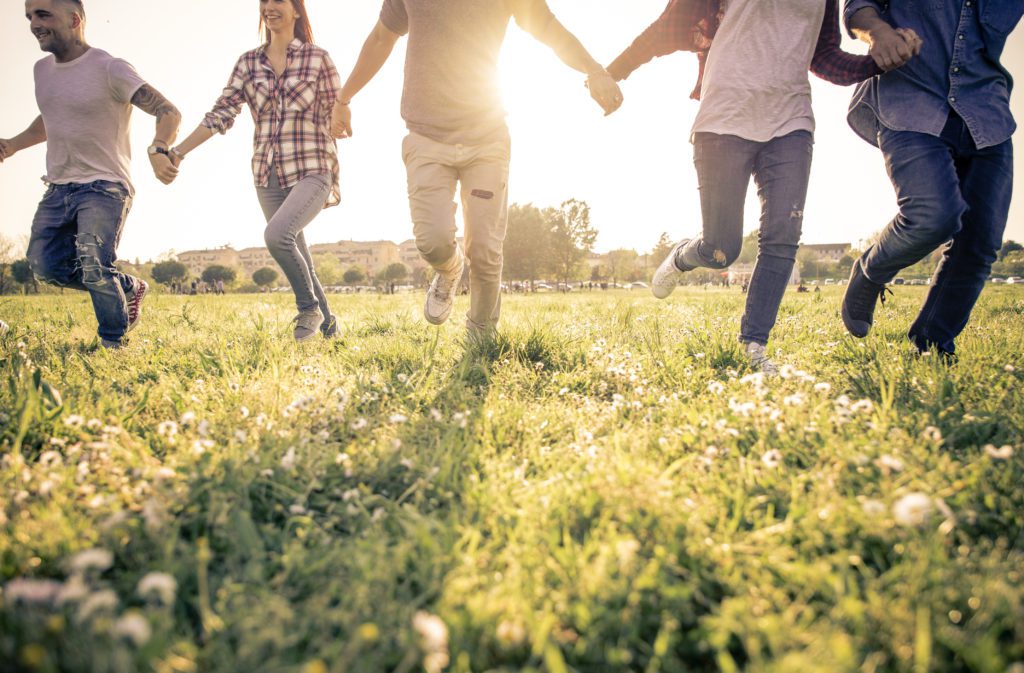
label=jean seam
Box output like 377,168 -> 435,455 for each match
272,180 -> 329,306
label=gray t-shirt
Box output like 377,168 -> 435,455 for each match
34,48 -> 145,193
380,0 -> 555,145
692,0 -> 825,142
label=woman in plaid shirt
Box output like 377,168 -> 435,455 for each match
172,0 -> 343,342
609,0 -> 919,375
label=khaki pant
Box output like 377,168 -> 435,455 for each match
402,132 -> 510,333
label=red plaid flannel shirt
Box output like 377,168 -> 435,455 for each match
607,0 -> 881,100
203,40 -> 342,207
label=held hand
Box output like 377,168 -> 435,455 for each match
896,28 -> 924,57
169,148 -> 183,169
149,153 -> 179,185
331,101 -> 352,139
867,24 -> 917,71
586,70 -> 623,116
0,139 -> 11,163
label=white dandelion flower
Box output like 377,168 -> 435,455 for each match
389,413 -> 408,424
70,548 -> 114,574
3,578 -> 63,606
64,415 -> 85,428
137,572 -> 177,605
861,499 -> 886,517
157,421 -> 178,437
707,381 -> 725,395
351,418 -> 368,431
280,447 -> 297,471
875,454 -> 905,473
113,612 -> 152,647
984,444 -> 1014,460
893,493 -> 934,527
76,589 -> 119,622
761,449 -> 783,469
921,426 -> 943,442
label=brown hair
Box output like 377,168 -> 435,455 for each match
260,0 -> 314,44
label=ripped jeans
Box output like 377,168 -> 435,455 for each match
678,131 -> 814,346
27,180 -> 137,343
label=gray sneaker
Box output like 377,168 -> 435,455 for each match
293,308 -> 325,342
424,245 -> 465,325
744,341 -> 779,377
652,239 -> 693,299
100,338 -> 124,350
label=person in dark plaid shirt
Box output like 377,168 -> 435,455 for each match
610,0 -> 915,376
172,0 -> 343,342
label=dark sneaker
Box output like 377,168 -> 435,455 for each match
293,308 -> 325,342
842,261 -> 891,338
321,314 -> 339,339
100,338 -> 125,350
126,279 -> 149,333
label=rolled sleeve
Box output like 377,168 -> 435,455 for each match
844,0 -> 886,38
202,58 -> 247,135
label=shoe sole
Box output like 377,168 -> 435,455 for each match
424,259 -> 464,325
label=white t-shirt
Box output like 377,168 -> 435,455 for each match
34,48 -> 146,193
692,0 -> 825,142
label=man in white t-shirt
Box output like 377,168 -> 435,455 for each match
0,0 -> 181,349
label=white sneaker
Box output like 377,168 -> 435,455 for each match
651,239 -> 692,299
744,341 -> 779,377
424,245 -> 465,325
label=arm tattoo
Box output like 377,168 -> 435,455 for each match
131,84 -> 180,121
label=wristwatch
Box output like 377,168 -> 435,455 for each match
147,144 -> 169,157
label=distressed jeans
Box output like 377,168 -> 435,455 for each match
256,169 -> 333,317
27,180 -> 137,343
678,131 -> 814,346
861,113 -> 1013,355
402,132 -> 511,333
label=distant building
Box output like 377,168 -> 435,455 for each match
728,262 -> 801,286
803,243 -> 852,262
177,246 -> 241,277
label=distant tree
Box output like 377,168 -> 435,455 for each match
312,253 -> 344,286
650,232 -> 674,266
606,249 -> 639,286
152,260 -> 189,286
252,267 -> 279,289
547,199 -> 598,284
994,250 -> 1024,277
384,262 -> 409,282
590,264 -> 608,282
999,240 -> 1023,261
0,234 -> 18,295
504,203 -> 551,284
737,229 -> 760,265
11,259 -> 36,295
797,247 -> 821,281
343,267 -> 366,285
201,265 -> 237,285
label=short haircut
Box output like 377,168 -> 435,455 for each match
58,0 -> 85,19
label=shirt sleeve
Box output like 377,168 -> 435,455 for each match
107,58 -> 146,104
202,56 -> 248,135
318,51 -> 342,116
606,0 -> 704,82
811,0 -> 882,86
380,0 -> 409,36
511,0 -> 557,38
844,0 -> 886,38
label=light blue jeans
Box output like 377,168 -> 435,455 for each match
256,169 -> 332,317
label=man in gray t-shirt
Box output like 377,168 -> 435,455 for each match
1,0 -> 181,349
331,0 -> 622,335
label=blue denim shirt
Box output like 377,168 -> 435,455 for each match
844,0 -> 1022,149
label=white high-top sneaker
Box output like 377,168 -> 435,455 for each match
744,341 -> 779,377
424,245 -> 465,325
651,239 -> 693,299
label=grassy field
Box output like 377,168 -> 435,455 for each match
1,286 -> 1022,673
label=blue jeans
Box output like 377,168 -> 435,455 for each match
861,113 -> 1013,354
27,180 -> 137,343
256,170 -> 333,316
680,131 -> 814,346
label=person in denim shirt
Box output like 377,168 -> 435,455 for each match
841,0 -> 1023,358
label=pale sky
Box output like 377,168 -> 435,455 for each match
1,0 -> 1022,262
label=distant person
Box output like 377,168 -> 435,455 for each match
840,0 -> 1022,360
609,0 -> 908,374
0,0 -> 181,349
332,0 -> 622,337
171,0 -> 341,342
216,278 -> 225,295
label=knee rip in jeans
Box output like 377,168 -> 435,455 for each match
76,233 -> 108,287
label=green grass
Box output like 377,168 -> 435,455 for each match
1,287 -> 1022,673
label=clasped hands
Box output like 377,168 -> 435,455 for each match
870,25 -> 924,71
